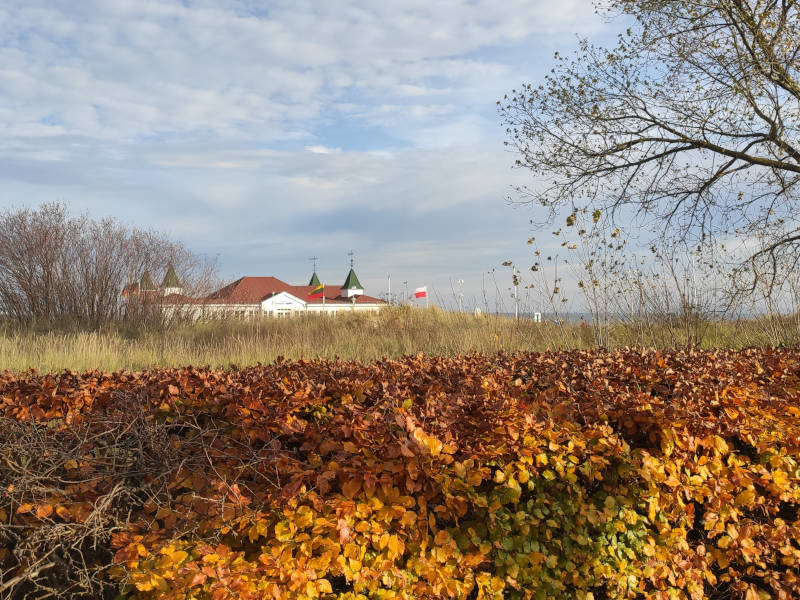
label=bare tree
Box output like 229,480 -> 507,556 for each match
0,203 -> 217,329
499,0 -> 800,293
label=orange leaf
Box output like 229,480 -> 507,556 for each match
342,478 -> 361,499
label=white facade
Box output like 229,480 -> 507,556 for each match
260,291 -> 382,317
261,292 -> 306,317
163,293 -> 384,321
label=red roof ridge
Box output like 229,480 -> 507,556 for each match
204,276 -> 387,305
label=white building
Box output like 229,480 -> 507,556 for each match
150,267 -> 385,319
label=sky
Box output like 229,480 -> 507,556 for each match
0,0 -> 612,310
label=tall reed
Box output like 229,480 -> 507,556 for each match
0,306 -> 797,373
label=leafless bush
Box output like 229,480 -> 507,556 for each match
0,389 -> 296,599
0,396 -> 177,599
0,203 -> 217,330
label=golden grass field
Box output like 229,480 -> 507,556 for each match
0,306 -> 798,372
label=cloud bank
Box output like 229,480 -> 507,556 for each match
0,0 -> 606,306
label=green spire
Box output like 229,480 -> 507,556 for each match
162,263 -> 181,288
342,268 -> 363,290
140,271 -> 156,291
309,271 -> 321,287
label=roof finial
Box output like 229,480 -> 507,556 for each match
348,250 -> 354,269
308,255 -> 321,286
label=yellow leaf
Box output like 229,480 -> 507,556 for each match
295,505 -> 314,529
317,579 -> 333,594
712,435 -> 728,455
772,470 -> 788,488
151,573 -> 168,592
274,521 -> 294,542
735,488 -> 756,506
724,407 -> 739,419
425,436 -> 443,456
488,576 -> 505,592
726,524 -> 739,540
466,470 -> 483,486
344,543 -> 360,559
413,429 -> 443,456
63,459 -> 78,470
647,499 -> 657,522
387,535 -> 401,557
132,572 -> 154,591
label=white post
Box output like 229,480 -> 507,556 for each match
388,274 -> 391,305
515,273 -> 521,321
514,281 -> 518,321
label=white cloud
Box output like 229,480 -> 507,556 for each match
0,0 -> 609,302
306,145 -> 342,155
0,0 -> 603,146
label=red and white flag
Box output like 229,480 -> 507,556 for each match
414,286 -> 427,298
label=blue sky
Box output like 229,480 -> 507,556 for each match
0,0 -> 612,309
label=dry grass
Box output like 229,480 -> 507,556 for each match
0,306 -> 798,373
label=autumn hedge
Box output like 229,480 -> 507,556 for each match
1,349 -> 799,599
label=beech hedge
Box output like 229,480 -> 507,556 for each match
1,349 -> 799,599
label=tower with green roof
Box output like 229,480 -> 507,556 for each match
308,271 -> 321,287
161,263 -> 183,296
340,252 -> 364,298
140,271 -> 156,292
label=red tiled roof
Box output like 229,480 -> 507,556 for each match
205,277 -> 386,305
205,277 -> 295,303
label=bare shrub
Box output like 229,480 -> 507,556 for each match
0,203 -> 217,330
